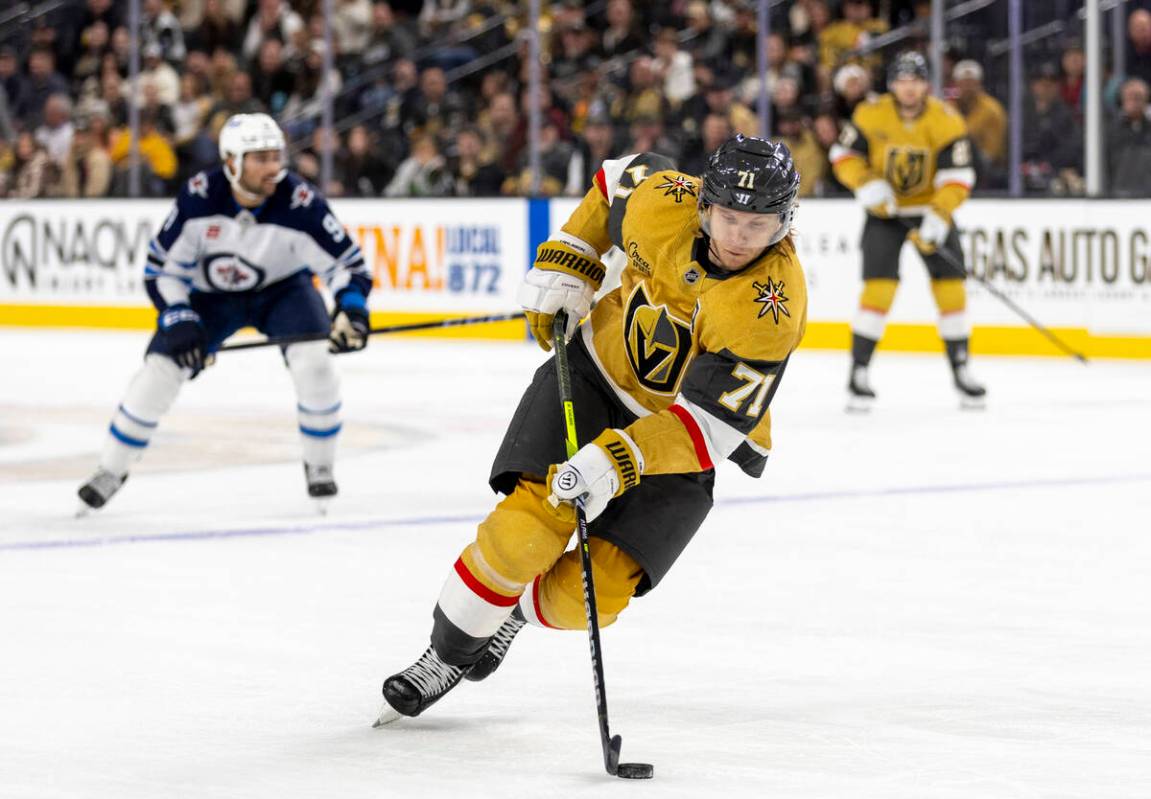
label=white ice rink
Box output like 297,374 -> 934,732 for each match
1,328 -> 1149,798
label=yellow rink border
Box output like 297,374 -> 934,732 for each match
3,305 -> 1151,357
0,305 -> 528,341
800,321 -> 1151,360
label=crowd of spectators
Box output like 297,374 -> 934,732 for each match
1,0 -> 1151,199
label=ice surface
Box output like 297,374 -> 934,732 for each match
1,328 -> 1149,798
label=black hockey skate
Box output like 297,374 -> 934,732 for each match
465,608 -> 526,682
952,364 -> 987,409
304,463 -> 338,498
846,364 -> 876,412
379,645 -> 470,720
77,469 -> 127,512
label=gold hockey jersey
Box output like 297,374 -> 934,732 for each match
555,153 -> 808,478
829,94 -> 976,220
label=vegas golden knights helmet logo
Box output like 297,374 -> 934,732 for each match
623,283 -> 693,394
885,147 -> 929,194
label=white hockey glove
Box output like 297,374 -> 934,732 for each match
547,430 -> 644,523
519,240 -> 605,351
855,179 -> 897,216
915,209 -> 951,253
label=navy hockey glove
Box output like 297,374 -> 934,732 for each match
329,289 -> 369,353
159,304 -> 209,373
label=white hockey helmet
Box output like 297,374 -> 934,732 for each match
219,113 -> 287,188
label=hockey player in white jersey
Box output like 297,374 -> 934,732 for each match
77,113 -> 372,511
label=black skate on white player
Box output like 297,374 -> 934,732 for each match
465,607 -> 526,682
77,469 -> 128,512
945,340 -> 987,408
951,362 -> 987,407
304,463 -> 337,498
846,364 -> 877,412
379,645 -> 470,720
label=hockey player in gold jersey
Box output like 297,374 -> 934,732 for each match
830,51 -> 987,409
378,136 -> 807,720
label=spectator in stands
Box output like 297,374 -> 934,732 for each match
186,0 -> 243,55
8,131 -> 56,198
448,125 -> 505,197
0,85 -> 14,143
108,110 -> 177,196
335,124 -> 395,196
1127,9 -> 1151,86
477,90 -> 519,168
832,63 -> 872,119
952,59 -> 1007,188
361,1 -> 419,72
172,73 -> 216,180
332,0 -> 374,64
811,109 -> 850,195
79,0 -> 123,39
0,47 -> 28,126
601,0 -> 645,61
652,28 -> 696,109
566,113 -> 617,195
59,114 -> 113,198
682,1 -> 729,66
819,0 -> 887,78
612,56 -> 670,124
98,65 -> 129,127
702,75 -> 757,137
1108,77 -> 1151,197
1060,40 -> 1085,120
777,109 -> 825,197
142,0 -> 186,65
34,93 -> 74,167
1022,61 -> 1083,194
625,114 -> 680,160
251,37 -> 296,116
409,66 -> 468,140
135,42 -> 181,107
385,132 -> 453,197
418,0 -> 471,41
242,0 -> 304,62
205,72 -> 264,138
18,49 -> 71,127
507,117 -> 573,196
74,21 -> 112,90
680,111 -> 733,176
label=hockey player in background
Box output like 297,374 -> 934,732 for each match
377,136 -> 807,722
77,113 -> 372,511
830,51 -> 987,410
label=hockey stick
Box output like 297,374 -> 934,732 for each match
216,312 -> 526,352
551,312 -> 653,781
902,220 -> 1088,364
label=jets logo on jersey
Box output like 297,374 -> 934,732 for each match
203,252 -> 267,292
188,172 -> 209,198
624,282 -> 693,395
753,277 -> 791,324
654,175 -> 697,203
290,183 -> 315,209
885,146 -> 929,194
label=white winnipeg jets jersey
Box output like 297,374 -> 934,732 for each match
144,168 -> 370,310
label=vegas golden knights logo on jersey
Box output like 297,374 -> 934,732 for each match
885,146 -> 929,194
623,282 -> 693,394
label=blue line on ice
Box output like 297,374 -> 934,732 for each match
4,472 -> 1148,553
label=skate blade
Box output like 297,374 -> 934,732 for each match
372,701 -> 403,728
313,498 -> 332,516
845,396 -> 874,414
75,502 -> 94,518
959,396 -> 987,411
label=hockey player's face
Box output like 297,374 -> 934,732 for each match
707,206 -> 783,271
892,76 -> 929,111
240,149 -> 284,197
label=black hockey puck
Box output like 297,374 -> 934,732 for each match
616,762 -> 654,779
